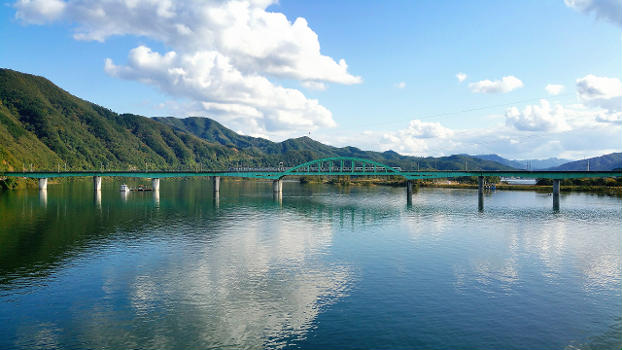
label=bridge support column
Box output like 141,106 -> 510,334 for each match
39,178 -> 48,191
273,179 -> 283,203
213,191 -> 219,208
213,176 -> 220,193
553,179 -> 560,211
153,190 -> 160,208
406,180 -> 413,205
273,179 -> 283,194
95,190 -> 102,209
152,178 -> 160,192
39,189 -> 48,207
93,176 -> 102,191
478,176 -> 484,211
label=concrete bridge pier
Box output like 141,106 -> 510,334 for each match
273,179 -> 283,196
273,190 -> 282,204
273,180 -> 282,205
213,176 -> 220,193
152,178 -> 160,192
39,189 -> 47,207
406,180 -> 413,205
95,190 -> 102,209
93,176 -> 102,191
213,191 -> 220,208
478,176 -> 484,211
153,190 -> 160,208
38,178 -> 48,191
553,179 -> 560,211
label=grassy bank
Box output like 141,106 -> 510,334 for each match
419,182 -> 622,195
297,176 -> 622,195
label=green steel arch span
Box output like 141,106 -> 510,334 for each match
279,156 -> 404,178
2,156 -> 621,180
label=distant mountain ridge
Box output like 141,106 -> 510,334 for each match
0,68 -> 514,172
474,154 -> 571,170
547,153 -> 622,171
154,116 -> 516,170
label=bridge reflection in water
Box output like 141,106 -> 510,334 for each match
3,157 -> 621,211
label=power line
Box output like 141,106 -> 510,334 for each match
347,93 -> 575,129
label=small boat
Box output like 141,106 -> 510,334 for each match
132,185 -> 153,192
120,184 -> 130,192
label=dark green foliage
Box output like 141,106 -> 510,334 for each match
0,69 -> 255,171
536,178 -> 621,186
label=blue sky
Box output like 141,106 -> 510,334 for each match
1,0 -> 620,160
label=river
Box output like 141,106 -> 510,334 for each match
0,179 -> 620,349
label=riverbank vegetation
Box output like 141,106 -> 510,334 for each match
297,175 -> 622,195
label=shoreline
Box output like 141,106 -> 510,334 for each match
295,177 -> 622,195
2,176 -> 621,196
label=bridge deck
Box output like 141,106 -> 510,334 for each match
2,170 -> 621,180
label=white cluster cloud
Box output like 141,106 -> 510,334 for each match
505,99 -> 570,132
377,120 -> 454,155
348,75 -> 622,158
469,75 -> 524,94
456,72 -> 467,83
14,0 -> 66,23
404,119 -> 454,139
14,0 -> 362,135
395,82 -> 406,89
301,81 -> 327,91
105,45 -> 336,133
545,84 -> 565,95
564,0 -> 622,27
576,74 -> 622,112
596,112 -> 622,124
368,116 -> 619,159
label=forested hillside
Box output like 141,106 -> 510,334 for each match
0,69 -> 262,171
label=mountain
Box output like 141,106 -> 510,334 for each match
474,154 -> 571,170
0,68 -> 260,171
474,154 -> 526,169
155,116 -> 515,170
0,68 -> 514,173
547,153 -> 622,171
526,158 -> 571,169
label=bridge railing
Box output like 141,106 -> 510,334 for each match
281,157 -> 405,177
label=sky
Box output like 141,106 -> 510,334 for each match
1,0 -> 621,160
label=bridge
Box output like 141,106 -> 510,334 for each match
3,157 -> 621,211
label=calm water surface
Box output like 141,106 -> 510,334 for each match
0,180 -> 620,349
